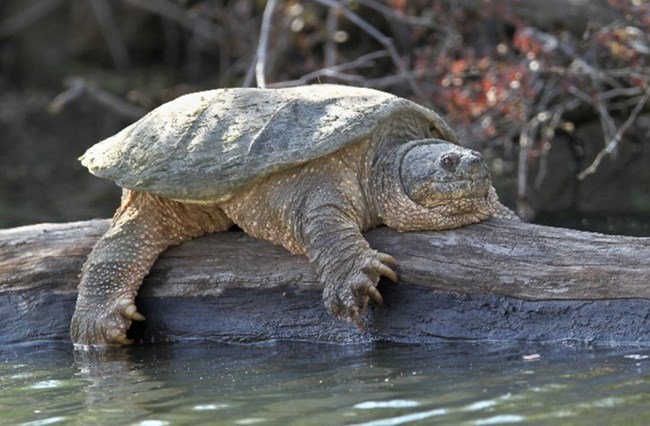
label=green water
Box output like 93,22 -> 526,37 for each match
1,341 -> 649,425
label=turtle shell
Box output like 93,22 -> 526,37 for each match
80,84 -> 457,203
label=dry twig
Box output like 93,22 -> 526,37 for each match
358,0 -> 444,30
49,77 -> 145,120
0,0 -> 64,37
324,6 -> 340,69
311,0 -> 426,101
569,86 -> 618,152
255,0 -> 278,88
268,51 -> 388,88
89,0 -> 131,71
577,88 -> 650,180
123,0 -> 222,44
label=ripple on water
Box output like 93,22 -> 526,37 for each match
138,421 -> 170,426
350,408 -> 449,426
475,414 -> 525,424
0,341 -> 648,425
193,403 -> 229,410
354,400 -> 420,409
30,380 -> 63,389
20,417 -> 67,426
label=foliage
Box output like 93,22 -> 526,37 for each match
1,0 -> 649,217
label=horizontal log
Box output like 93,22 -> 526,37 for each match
0,218 -> 649,345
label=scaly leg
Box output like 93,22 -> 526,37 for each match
301,204 -> 397,330
71,191 -> 231,346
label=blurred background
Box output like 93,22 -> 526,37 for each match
1,0 -> 648,234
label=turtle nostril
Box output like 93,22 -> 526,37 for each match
465,152 -> 487,173
440,152 -> 461,172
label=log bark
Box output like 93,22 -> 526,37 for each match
1,218 -> 649,345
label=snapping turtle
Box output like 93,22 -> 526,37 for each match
72,84 -> 513,345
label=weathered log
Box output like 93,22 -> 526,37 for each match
1,218 -> 648,345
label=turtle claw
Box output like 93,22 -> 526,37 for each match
377,252 -> 397,266
323,249 -> 398,331
71,296 -> 142,346
366,285 -> 384,306
118,298 -> 146,321
366,257 -> 397,283
349,306 -> 365,331
108,328 -> 134,345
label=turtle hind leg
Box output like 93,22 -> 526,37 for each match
70,191 -> 231,346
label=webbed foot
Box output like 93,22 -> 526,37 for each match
323,250 -> 397,330
70,296 -> 145,346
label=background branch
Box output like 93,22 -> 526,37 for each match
255,0 -> 278,88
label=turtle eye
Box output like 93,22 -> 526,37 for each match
440,152 -> 461,172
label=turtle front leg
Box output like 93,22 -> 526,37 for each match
301,205 -> 397,330
71,191 -> 230,346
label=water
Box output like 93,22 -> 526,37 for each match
1,340 -> 649,425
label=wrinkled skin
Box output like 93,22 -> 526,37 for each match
71,115 -> 515,346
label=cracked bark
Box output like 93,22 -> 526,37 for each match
0,218 -> 648,345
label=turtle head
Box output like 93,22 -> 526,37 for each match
371,139 -> 497,231
400,140 -> 491,207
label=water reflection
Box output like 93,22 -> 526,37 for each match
73,347 -> 184,424
1,340 -> 649,425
